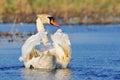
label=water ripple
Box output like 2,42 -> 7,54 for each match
0,66 -> 24,71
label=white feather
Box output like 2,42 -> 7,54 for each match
51,29 -> 71,58
19,14 -> 71,69
20,29 -> 47,61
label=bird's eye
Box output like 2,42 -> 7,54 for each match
48,16 -> 55,20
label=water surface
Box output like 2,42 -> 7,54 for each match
0,24 -> 120,80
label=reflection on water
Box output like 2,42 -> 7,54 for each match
21,68 -> 71,80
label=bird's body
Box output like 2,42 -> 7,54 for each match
19,14 -> 71,69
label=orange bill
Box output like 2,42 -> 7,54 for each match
50,19 -> 59,27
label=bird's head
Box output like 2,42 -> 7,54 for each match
37,14 -> 59,27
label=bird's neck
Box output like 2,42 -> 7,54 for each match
36,19 -> 45,32
36,18 -> 48,45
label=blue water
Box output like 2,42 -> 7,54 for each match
0,24 -> 120,80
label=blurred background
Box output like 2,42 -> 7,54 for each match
0,0 -> 120,24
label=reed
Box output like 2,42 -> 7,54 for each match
0,0 -> 120,23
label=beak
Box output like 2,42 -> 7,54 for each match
50,19 -> 59,27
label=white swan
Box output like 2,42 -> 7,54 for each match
19,14 -> 71,69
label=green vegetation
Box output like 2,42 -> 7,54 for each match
0,0 -> 120,23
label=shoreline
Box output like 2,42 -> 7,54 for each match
1,0 -> 120,25
1,15 -> 120,25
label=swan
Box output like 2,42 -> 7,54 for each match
19,14 -> 71,69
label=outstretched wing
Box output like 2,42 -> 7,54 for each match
51,29 -> 71,67
19,29 -> 47,61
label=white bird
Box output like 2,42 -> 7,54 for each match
19,14 -> 71,69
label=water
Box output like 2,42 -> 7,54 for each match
0,24 -> 120,80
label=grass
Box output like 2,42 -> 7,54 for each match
0,0 -> 120,23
